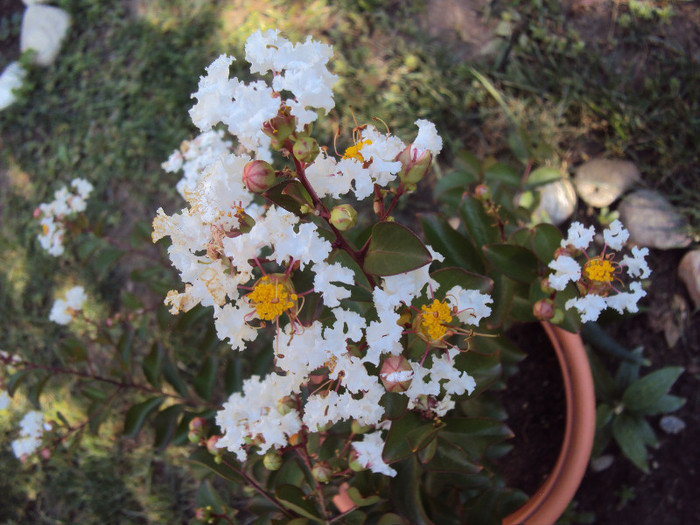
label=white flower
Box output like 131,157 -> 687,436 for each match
70,178 -> 94,200
565,294 -> 608,323
561,222 -> 594,250
0,61 -> 26,111
11,410 -> 46,459
352,431 -> 397,477
313,261 -> 354,307
412,119 -> 443,157
49,286 -> 86,325
621,246 -> 651,279
548,255 -> 582,291
445,286 -> 492,326
605,281 -> 646,314
603,220 -> 629,251
189,55 -> 237,132
0,391 -> 10,411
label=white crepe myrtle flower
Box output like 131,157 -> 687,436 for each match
0,390 -> 10,411
412,119 -> 443,157
11,410 -> 47,460
549,221 -> 650,322
49,286 -> 87,325
352,431 -> 397,477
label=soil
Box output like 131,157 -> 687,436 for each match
0,0 -> 23,70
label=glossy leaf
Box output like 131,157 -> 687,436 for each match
486,275 -> 514,329
142,342 -> 164,389
530,223 -> 563,264
7,370 -> 29,396
380,392 -> 409,420
162,351 -> 189,397
153,404 -> 183,450
94,246 -> 124,278
363,222 -> 431,276
264,180 -> 310,216
420,214 -> 484,273
425,437 -> 481,474
612,413 -> 649,472
389,458 -> 434,525
641,394 -> 686,415
189,448 -> 244,484
193,355 -> 218,402
622,366 -> 684,413
453,351 -> 501,397
197,479 -> 226,514
441,418 -> 513,460
430,267 -> 493,295
123,396 -> 164,438
459,195 -> 499,248
524,166 -> 561,189
484,163 -> 520,188
483,244 -> 538,284
275,485 -> 322,521
383,412 -> 440,463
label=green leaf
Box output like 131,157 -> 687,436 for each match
389,458 -> 434,525
459,195 -> 499,248
612,413 -> 649,473
189,448 -> 244,484
162,351 -> 189,397
123,396 -> 164,438
425,437 -> 481,474
142,343 -> 164,389
273,457 -> 306,488
363,222 -> 431,276
380,392 -> 409,420
524,167 -> 561,189
346,486 -> 382,507
641,394 -> 686,416
7,370 -> 29,396
420,214 -> 484,273
153,404 -> 183,450
194,355 -> 218,402
264,180 -> 311,215
484,163 -> 521,188
430,267 -> 493,295
275,485 -> 322,521
94,246 -> 124,278
483,244 -> 538,283
453,351 -> 501,397
530,223 -> 563,264
585,349 -> 617,403
441,418 -> 513,460
197,479 -> 226,514
383,412 -> 440,463
582,323 -> 649,365
58,338 -> 88,363
377,513 -> 405,525
486,275 -> 514,329
622,366 -> 684,413
224,357 -> 243,395
595,403 -> 614,429
27,373 -> 50,407
117,327 -> 134,373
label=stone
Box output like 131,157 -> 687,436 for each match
659,415 -> 686,435
590,454 -> 614,472
678,250 -> 700,310
618,190 -> 692,249
574,158 -> 640,208
0,62 -> 27,110
20,5 -> 71,66
533,179 -> 577,226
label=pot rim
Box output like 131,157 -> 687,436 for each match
502,322 -> 596,525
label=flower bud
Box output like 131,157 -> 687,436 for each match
263,449 -> 283,471
292,136 -> 319,164
195,506 -> 212,521
277,395 -> 297,415
262,106 -> 296,147
348,449 -> 364,472
540,276 -> 555,295
243,160 -> 276,193
397,145 -> 432,184
351,420 -> 372,435
550,308 -> 565,324
380,355 -> 414,393
312,461 -> 333,483
206,435 -> 221,456
329,204 -> 358,231
474,184 -> 491,201
533,298 -> 555,321
288,433 -> 302,447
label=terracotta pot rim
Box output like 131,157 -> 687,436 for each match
502,322 -> 596,525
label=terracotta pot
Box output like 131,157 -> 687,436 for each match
503,323 -> 595,525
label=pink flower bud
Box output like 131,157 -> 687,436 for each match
380,355 -> 414,393
206,435 -> 220,456
243,160 -> 276,193
533,298 -> 555,321
292,136 -> 320,164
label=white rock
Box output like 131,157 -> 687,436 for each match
659,415 -> 686,434
678,250 -> 700,310
23,0 -> 49,5
533,179 -> 577,225
0,62 -> 27,110
590,454 -> 614,472
618,190 -> 692,249
20,5 -> 71,66
574,159 -> 640,208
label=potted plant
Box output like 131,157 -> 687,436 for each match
4,28 -> 652,524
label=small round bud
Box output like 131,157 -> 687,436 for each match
351,420 -> 372,435
277,395 -> 297,415
474,184 -> 491,201
188,430 -> 201,444
397,146 -> 432,184
292,136 -> 320,164
380,355 -> 414,393
206,435 -> 220,456
195,506 -> 212,521
329,204 -> 358,231
243,160 -> 276,193
263,450 -> 283,471
288,433 -> 302,447
533,298 -> 555,321
312,461 -> 333,483
189,417 -> 206,432
262,106 -> 296,146
348,449 -> 364,472
540,276 -> 555,295
550,308 -> 565,324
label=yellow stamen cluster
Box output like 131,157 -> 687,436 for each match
584,258 -> 615,283
420,299 -> 453,341
42,224 -> 49,235
324,355 -> 337,373
343,139 -> 372,162
247,276 -> 296,321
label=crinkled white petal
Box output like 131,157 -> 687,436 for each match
548,255 -> 582,290
561,222 -> 595,250
603,219 -> 629,251
412,119 -> 443,156
621,246 -> 651,279
445,286 -> 492,326
352,431 -> 397,477
565,294 -> 607,323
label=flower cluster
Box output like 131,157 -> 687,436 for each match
11,410 -> 51,460
154,30 -> 486,476
548,220 -> 650,322
35,178 -> 93,256
49,286 -> 87,325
